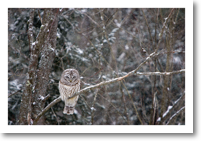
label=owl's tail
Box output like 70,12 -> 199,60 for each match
63,106 -> 74,115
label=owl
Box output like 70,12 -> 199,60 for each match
59,69 -> 80,115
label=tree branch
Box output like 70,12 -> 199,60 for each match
33,69 -> 185,124
70,69 -> 185,99
166,106 -> 185,125
33,96 -> 61,125
19,9 -> 35,125
157,92 -> 185,125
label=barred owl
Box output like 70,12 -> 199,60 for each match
59,69 -> 80,115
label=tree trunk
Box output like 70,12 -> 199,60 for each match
19,8 -> 59,125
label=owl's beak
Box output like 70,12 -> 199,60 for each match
69,79 -> 72,82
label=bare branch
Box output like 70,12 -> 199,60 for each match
41,94 -> 51,102
8,90 -> 21,98
136,69 -> 185,76
142,9 -> 154,46
157,92 -> 185,124
27,9 -> 35,125
166,106 -> 185,125
19,9 -> 35,125
121,81 -> 143,125
70,69 -> 185,99
119,82 -> 131,125
69,78 -> 119,99
82,12 -> 100,27
33,96 -> 61,125
33,68 -> 185,124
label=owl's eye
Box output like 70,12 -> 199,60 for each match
72,76 -> 76,79
65,76 -> 69,79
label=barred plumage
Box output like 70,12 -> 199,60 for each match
59,69 -> 80,115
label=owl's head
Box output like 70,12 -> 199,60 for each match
60,69 -> 80,86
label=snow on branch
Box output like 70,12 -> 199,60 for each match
166,106 -> 185,125
136,69 -> 185,76
157,92 -> 185,124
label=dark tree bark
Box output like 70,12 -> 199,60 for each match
19,8 -> 59,125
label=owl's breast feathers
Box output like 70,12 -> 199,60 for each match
59,80 -> 80,106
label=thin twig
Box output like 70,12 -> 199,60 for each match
157,92 -> 185,125
33,96 -> 61,125
8,90 -> 21,98
105,9 -> 118,28
41,94 -> 51,102
142,9 -> 154,46
97,93 -> 129,124
51,107 -> 60,125
82,12 -> 101,27
27,9 -> 35,125
166,106 -> 185,125
119,82 -> 130,125
91,89 -> 98,125
121,81 -> 143,125
38,9 -> 42,23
